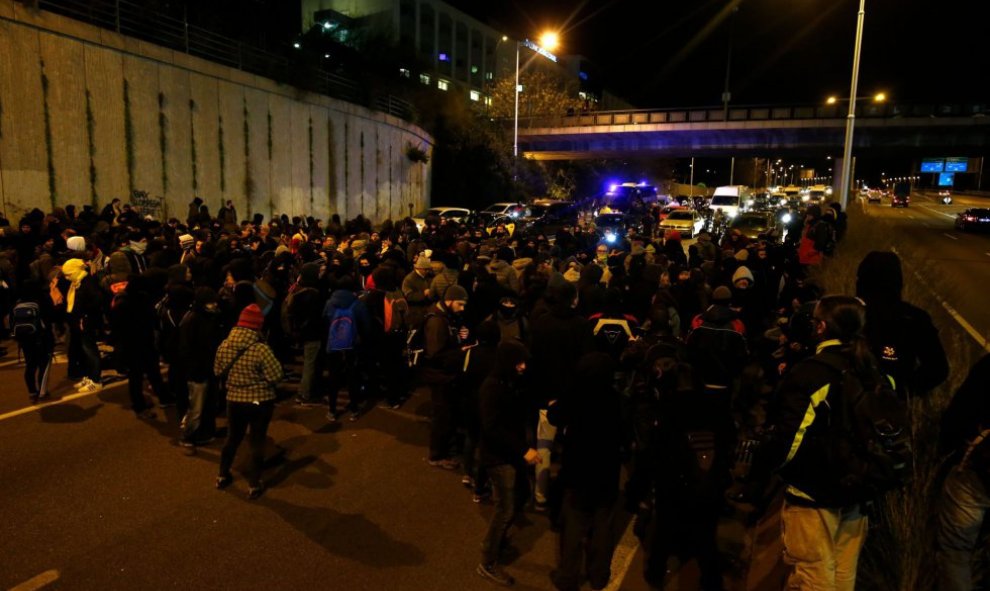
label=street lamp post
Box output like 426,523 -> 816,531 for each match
837,0 -> 867,210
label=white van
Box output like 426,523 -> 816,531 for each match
709,185 -> 752,219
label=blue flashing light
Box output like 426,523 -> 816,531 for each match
579,71 -> 589,81
607,183 -> 619,194
605,232 -> 617,244
438,53 -> 449,62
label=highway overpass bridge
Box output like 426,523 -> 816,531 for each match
515,103 -> 990,160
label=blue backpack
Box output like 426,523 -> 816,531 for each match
327,301 -> 358,352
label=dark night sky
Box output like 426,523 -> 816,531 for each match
445,0 -> 987,108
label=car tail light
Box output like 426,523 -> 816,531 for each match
964,215 -> 976,221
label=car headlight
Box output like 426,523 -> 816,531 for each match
727,210 -> 738,218
780,198 -> 788,207
801,194 -> 810,202
782,213 -> 792,224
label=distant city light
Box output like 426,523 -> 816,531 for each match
293,42 -> 301,49
827,96 -> 838,105
874,92 -> 887,102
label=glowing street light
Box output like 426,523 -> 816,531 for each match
538,31 -> 560,52
873,92 -> 886,102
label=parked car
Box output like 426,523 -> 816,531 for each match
476,202 -> 527,225
520,199 -> 578,237
411,207 -> 471,231
956,208 -> 990,232
728,211 -> 776,240
659,209 -> 704,239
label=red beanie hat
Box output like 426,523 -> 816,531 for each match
236,303 -> 264,331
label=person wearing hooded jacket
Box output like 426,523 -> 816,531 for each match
111,274 -> 168,418
423,284 -> 471,469
177,287 -> 224,446
61,257 -> 103,393
323,276 -> 374,421
477,340 -> 539,587
288,262 -> 326,406
855,251 -> 948,399
547,352 -> 625,591
529,278 -> 595,511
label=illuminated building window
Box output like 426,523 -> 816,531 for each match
419,73 -> 430,85
438,79 -> 450,91
469,90 -> 481,101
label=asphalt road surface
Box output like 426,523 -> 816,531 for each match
0,347 -> 653,591
858,189 -> 990,349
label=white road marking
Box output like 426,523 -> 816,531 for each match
605,518 -> 640,591
0,381 -> 124,423
919,205 -> 959,220
8,570 -> 60,591
893,247 -> 990,353
943,233 -> 959,240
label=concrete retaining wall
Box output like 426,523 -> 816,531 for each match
0,0 -> 432,223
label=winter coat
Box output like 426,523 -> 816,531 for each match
179,306 -> 224,382
529,301 -> 594,406
480,341 -> 531,467
686,304 -> 748,388
488,259 -> 519,293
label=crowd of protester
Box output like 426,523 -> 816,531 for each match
4,192 -> 988,591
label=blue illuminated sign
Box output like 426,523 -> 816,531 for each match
920,160 -> 944,172
945,158 -> 968,172
938,172 -> 955,187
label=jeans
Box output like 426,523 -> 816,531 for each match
21,337 -> 54,396
482,464 -> 528,565
937,465 -> 990,591
168,364 -> 187,415
536,409 -> 557,504
781,500 -> 867,591
553,491 -> 619,591
219,400 -> 275,488
298,341 -> 323,401
182,380 -> 213,442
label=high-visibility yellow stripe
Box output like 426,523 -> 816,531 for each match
886,374 -> 896,390
784,383 -> 830,464
816,339 -> 842,354
786,485 -> 816,502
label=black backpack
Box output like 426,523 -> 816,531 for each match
810,352 -> 912,504
12,301 -> 44,341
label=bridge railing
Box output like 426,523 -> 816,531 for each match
28,0 -> 415,121
516,102 -> 990,129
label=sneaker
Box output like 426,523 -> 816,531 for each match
461,475 -> 475,488
37,391 -> 51,400
476,563 -> 514,587
77,380 -> 102,393
29,393 -> 39,404
215,475 -> 233,490
473,491 -> 492,504
533,500 -> 548,513
428,458 -> 460,471
325,411 -> 339,423
294,396 -> 322,407
179,440 -> 195,448
73,377 -> 91,389
247,482 -> 266,500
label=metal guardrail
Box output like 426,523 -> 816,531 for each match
516,102 -> 990,129
31,0 -> 414,121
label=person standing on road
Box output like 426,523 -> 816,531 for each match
478,340 -> 538,587
214,304 -> 283,499
547,352 -> 624,591
422,284 -> 471,470
61,258 -> 103,394
111,274 -> 168,418
529,279 -> 593,512
11,279 -> 56,402
177,287 -> 224,447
